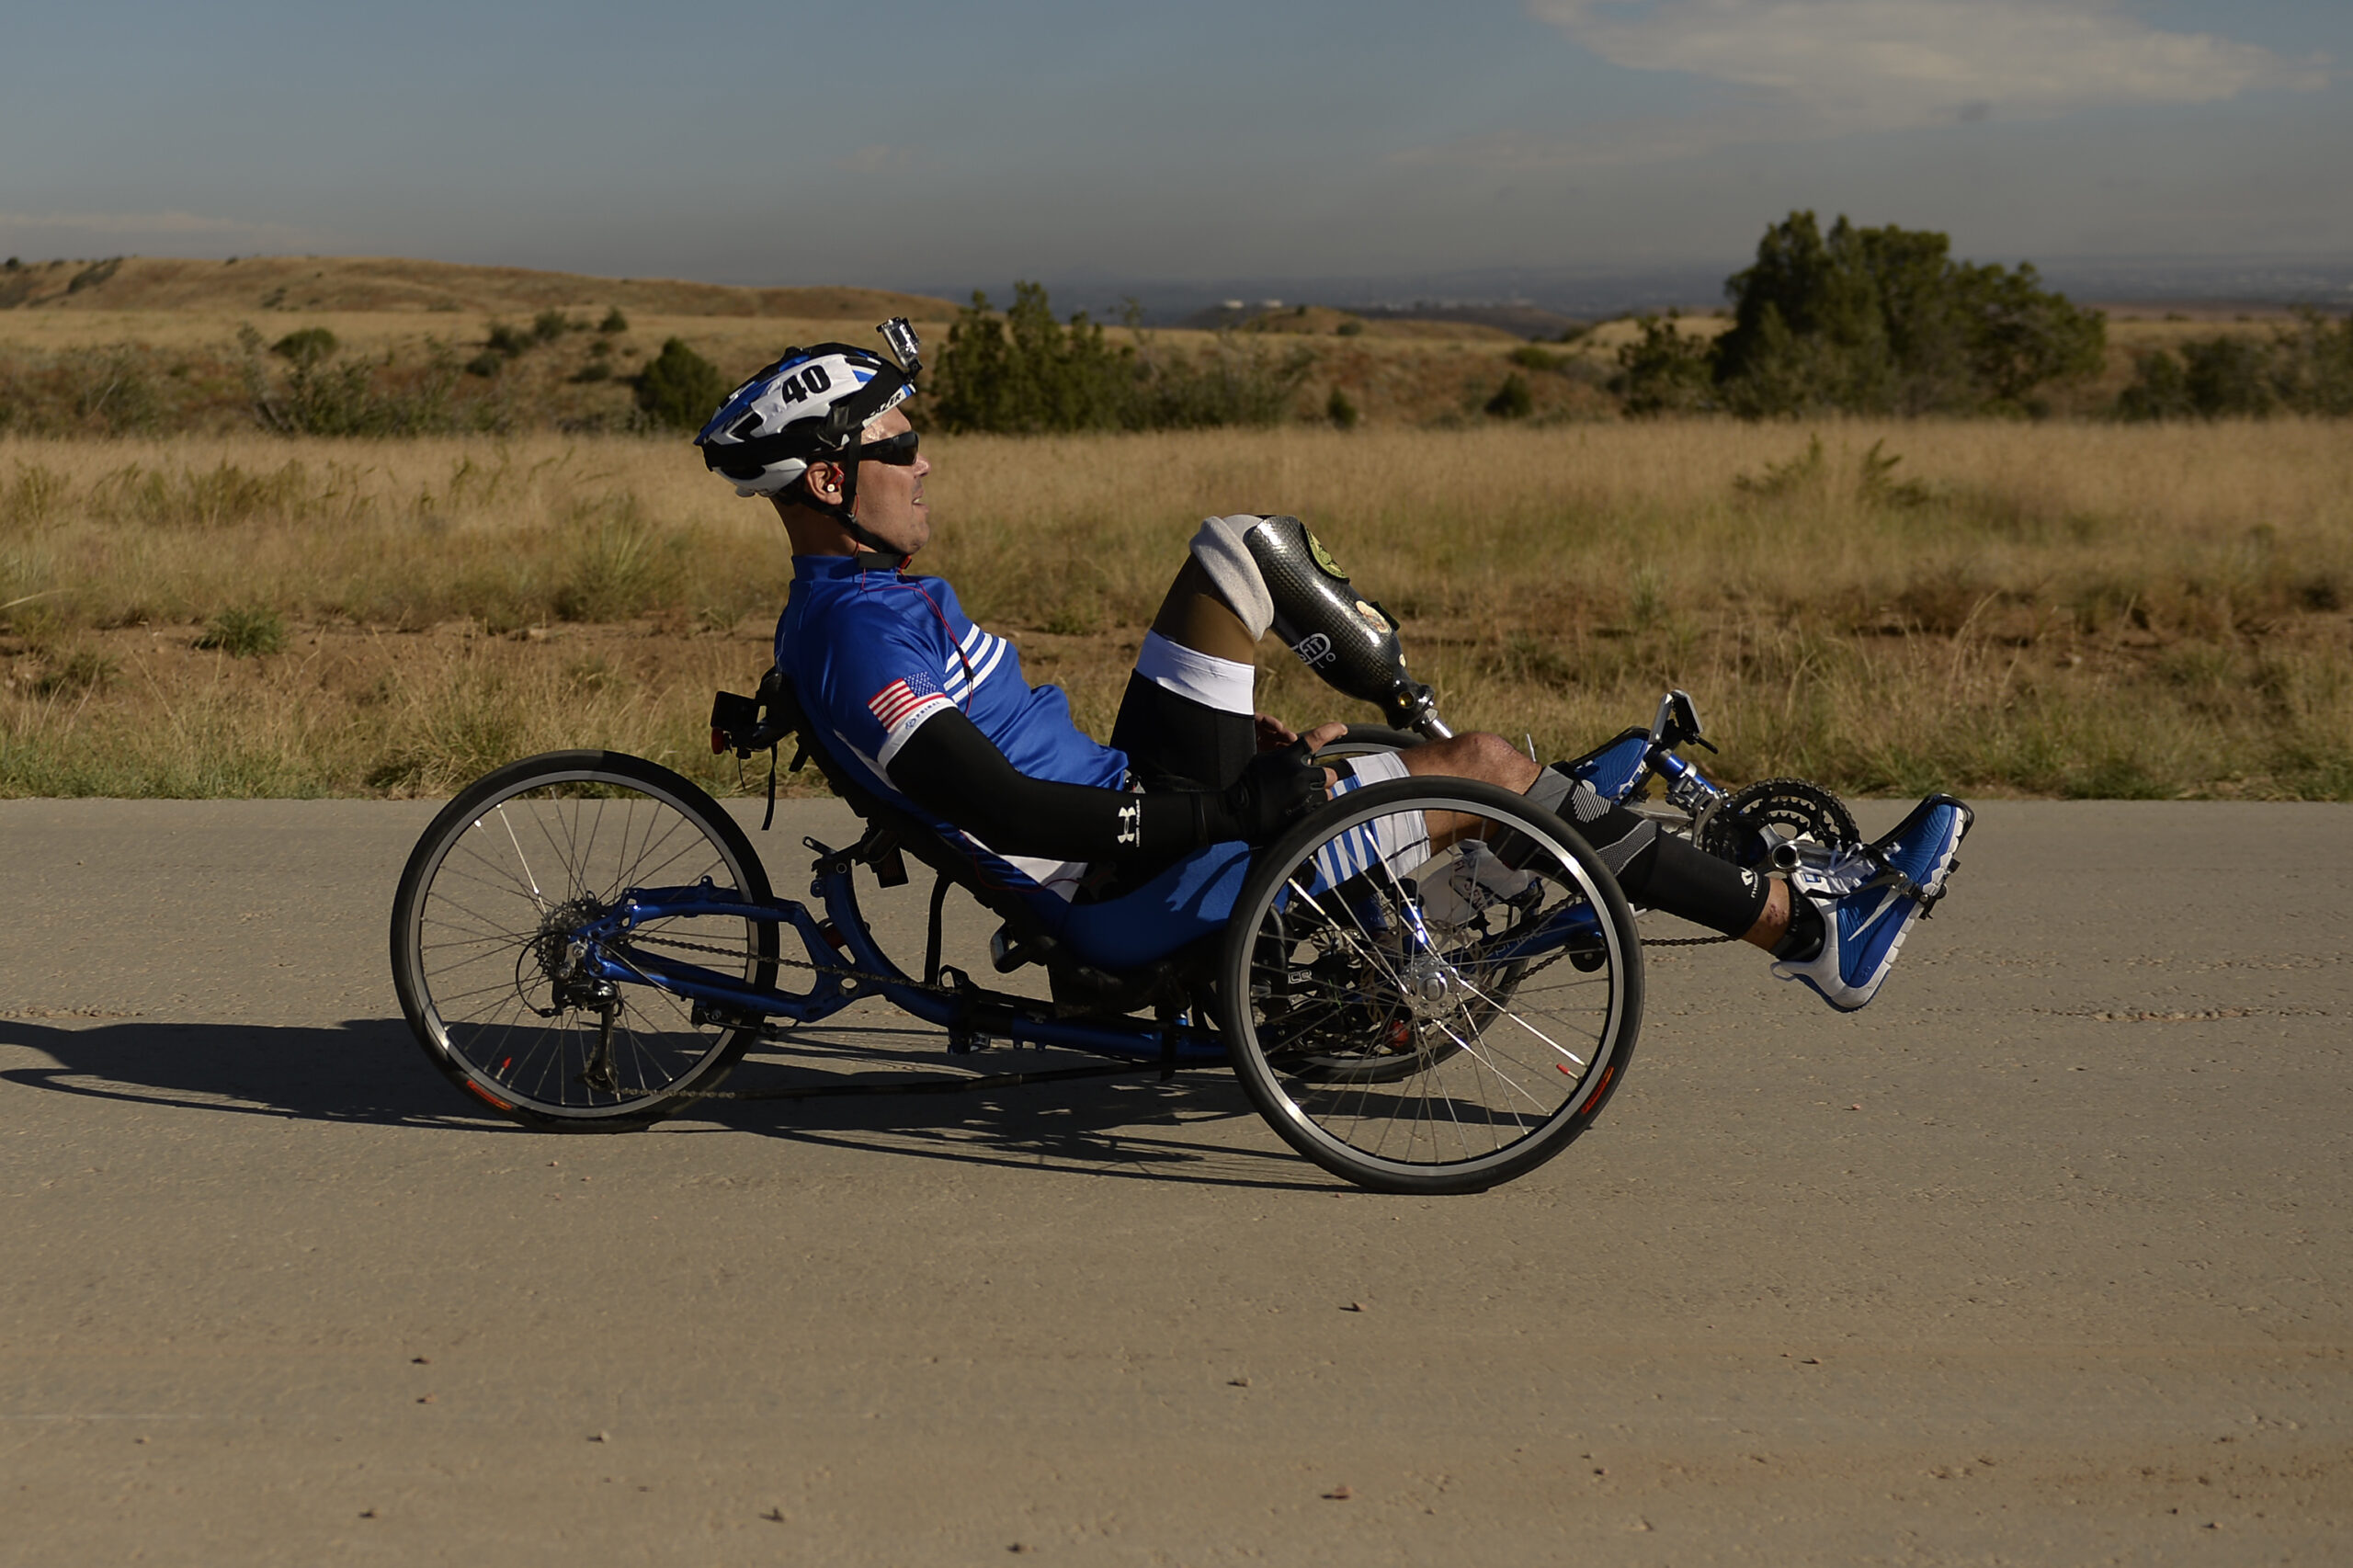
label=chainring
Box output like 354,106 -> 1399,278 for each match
1697,778 -> 1860,869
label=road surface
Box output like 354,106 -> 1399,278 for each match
2,797 -> 2347,1563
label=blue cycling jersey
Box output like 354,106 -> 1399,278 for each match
776,553 -> 1128,900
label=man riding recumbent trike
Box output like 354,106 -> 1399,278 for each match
388,321 -> 1972,1194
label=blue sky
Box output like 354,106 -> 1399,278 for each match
2,1 -> 2346,293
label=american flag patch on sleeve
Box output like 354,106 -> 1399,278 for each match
867,668 -> 943,729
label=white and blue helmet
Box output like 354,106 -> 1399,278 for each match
696,318 -> 921,498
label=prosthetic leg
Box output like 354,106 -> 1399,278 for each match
1185,514 -> 1771,940
1189,514 -> 1450,737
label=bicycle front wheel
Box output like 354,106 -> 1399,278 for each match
1216,778 -> 1643,1194
389,750 -> 779,1131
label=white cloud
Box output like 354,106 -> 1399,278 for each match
1397,3 -> 2333,170
1529,0 -> 2330,125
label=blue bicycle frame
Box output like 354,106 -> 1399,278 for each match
556,819 -> 1615,1073
560,835 -> 1233,1067
530,690 -> 1728,1074
1563,689 -> 1732,820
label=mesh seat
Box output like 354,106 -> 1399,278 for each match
749,670 -> 1229,995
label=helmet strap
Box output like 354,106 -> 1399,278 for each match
798,452 -> 898,556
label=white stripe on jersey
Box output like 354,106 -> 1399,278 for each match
944,623 -> 1008,701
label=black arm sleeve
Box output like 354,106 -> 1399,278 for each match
888,709 -> 1235,863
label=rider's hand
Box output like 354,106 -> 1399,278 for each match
1255,714 -> 1349,755
1221,740 -> 1331,845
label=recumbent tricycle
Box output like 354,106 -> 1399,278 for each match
389,551 -> 1867,1194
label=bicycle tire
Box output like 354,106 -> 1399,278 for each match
1313,724 -> 1425,764
1216,778 -> 1643,1194
389,750 -> 779,1131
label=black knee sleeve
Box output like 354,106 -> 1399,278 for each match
1109,672 -> 1256,792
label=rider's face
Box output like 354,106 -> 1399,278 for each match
805,406 -> 930,556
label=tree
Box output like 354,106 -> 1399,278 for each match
929,281 -> 1311,434
929,282 -> 1133,434
633,337 -> 727,431
1611,314 -> 1715,415
1952,259 -> 2106,411
1711,211 -> 2104,417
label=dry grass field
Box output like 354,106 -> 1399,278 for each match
5,254 -> 2324,437
4,419 -> 2347,801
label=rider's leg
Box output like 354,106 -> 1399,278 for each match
1386,732 -> 1792,950
1108,554 -> 1263,791
1118,529 -> 1796,949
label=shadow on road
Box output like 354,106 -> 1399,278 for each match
0,1016 -> 470,1126
0,1017 -> 1326,1190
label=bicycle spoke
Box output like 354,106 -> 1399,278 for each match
396,761 -> 776,1125
1229,791 -> 1638,1189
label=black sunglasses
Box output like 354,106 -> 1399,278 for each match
853,430 -> 919,466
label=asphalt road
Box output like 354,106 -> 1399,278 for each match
1,796 -> 2346,1565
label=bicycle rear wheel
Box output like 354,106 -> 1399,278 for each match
389,750 -> 778,1131
1216,778 -> 1643,1194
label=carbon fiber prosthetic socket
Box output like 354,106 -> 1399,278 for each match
1243,516 -> 1440,732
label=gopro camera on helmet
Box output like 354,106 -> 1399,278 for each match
1244,516 -> 1451,738
877,317 -> 922,375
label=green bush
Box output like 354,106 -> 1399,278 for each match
530,309 -> 574,344
65,346 -> 163,434
1483,373 -> 1533,419
633,337 -> 728,431
2118,311 -> 2353,420
1611,316 -> 1715,415
1326,386 -> 1359,429
1131,337 -> 1313,429
930,281 -> 1310,434
484,323 -> 531,358
240,325 -> 462,436
597,307 -> 629,335
66,257 -> 122,295
930,283 -> 1132,433
196,606 -> 288,658
271,327 -> 339,366
31,646 -> 116,697
2273,309 -> 2353,415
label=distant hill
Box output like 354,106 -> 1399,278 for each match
1177,302 -> 1529,343
0,255 -> 956,320
1176,300 -> 1575,342
1344,302 -> 1587,341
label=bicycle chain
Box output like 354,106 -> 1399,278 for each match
626,909 -> 1721,1001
